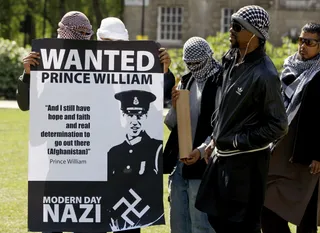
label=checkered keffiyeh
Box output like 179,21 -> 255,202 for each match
281,52 -> 320,125
232,5 -> 270,40
183,37 -> 221,83
57,11 -> 93,40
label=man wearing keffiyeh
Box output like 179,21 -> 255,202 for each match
17,11 -> 93,111
15,11 -> 92,233
195,5 -> 288,233
163,37 -> 222,233
262,23 -> 320,233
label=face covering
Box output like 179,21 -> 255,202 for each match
183,37 -> 221,83
57,11 -> 93,40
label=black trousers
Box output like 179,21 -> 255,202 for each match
207,214 -> 261,233
205,150 -> 270,233
261,183 -> 318,233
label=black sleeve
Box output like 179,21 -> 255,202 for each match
16,72 -> 30,111
298,72 -> 320,161
163,69 -> 175,101
236,73 -> 288,149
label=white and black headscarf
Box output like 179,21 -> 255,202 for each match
281,52 -> 320,125
183,37 -> 221,83
57,11 -> 93,40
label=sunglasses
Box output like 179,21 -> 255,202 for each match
298,37 -> 320,47
231,22 -> 245,33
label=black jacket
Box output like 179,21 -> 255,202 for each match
282,71 -> 320,164
213,46 -> 288,152
16,70 -> 175,111
163,71 -> 222,179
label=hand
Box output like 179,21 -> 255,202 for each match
181,149 -> 200,166
309,160 -> 320,174
204,139 -> 215,164
159,48 -> 171,73
171,86 -> 180,109
23,52 -> 40,74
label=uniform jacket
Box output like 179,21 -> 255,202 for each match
107,131 -> 163,229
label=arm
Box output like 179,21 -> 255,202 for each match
16,72 -> 30,111
235,73 -> 288,150
163,69 -> 175,101
197,136 -> 212,159
164,81 -> 181,131
16,51 -> 40,111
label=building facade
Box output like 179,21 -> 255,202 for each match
124,0 -> 320,47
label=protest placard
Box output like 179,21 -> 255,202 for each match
28,38 -> 164,232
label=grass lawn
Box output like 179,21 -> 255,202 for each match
0,108 -> 299,233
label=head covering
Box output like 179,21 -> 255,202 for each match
97,17 -> 129,41
57,11 -> 93,40
115,90 -> 156,115
183,37 -> 221,83
231,5 -> 270,40
281,52 -> 320,126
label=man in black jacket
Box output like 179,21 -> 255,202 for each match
195,5 -> 288,233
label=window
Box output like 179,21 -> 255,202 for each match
279,0 -> 320,9
157,7 -> 183,43
221,8 -> 234,33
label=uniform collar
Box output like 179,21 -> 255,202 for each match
125,131 -> 150,146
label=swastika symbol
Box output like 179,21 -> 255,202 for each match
113,188 -> 150,226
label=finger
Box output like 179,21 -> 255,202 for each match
24,60 -> 36,66
316,162 -> 320,174
158,47 -> 166,52
310,162 -> 315,174
24,59 -> 39,66
24,54 -> 40,61
159,53 -> 169,60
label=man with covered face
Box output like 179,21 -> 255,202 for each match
163,36 -> 222,233
195,5 -> 288,233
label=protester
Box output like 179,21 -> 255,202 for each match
195,5 -> 288,233
163,36 -> 222,233
16,11 -> 94,111
262,22 -> 320,233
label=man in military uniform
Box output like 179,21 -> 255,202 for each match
107,90 -> 163,231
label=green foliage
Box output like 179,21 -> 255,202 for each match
0,38 -> 30,99
168,33 -> 298,79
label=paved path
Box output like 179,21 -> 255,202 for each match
0,100 -> 169,116
0,100 -> 19,109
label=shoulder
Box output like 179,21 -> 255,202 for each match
150,138 -> 163,147
254,56 -> 279,83
108,141 -> 126,154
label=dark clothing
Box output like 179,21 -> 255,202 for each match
108,132 -> 162,180
107,132 -> 163,230
263,71 -> 320,227
261,183 -> 318,233
163,71 -> 222,179
196,46 -> 288,231
197,149 -> 270,232
287,71 -> 320,164
213,46 -> 288,152
16,70 -> 175,111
